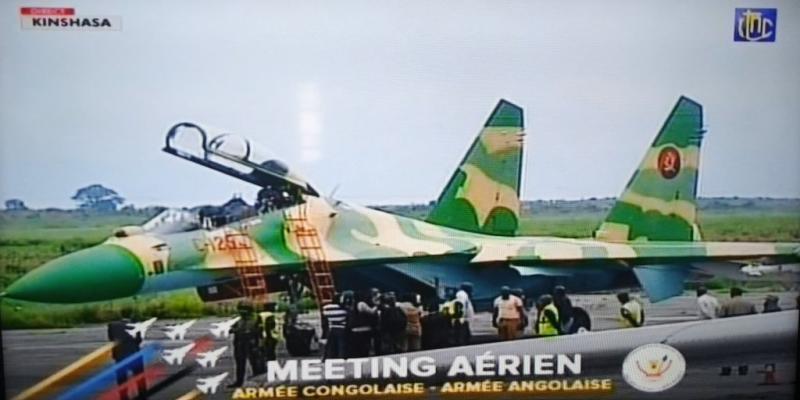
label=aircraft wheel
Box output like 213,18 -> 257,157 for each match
570,306 -> 592,333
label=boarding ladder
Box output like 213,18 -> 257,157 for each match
283,203 -> 336,310
224,229 -> 268,302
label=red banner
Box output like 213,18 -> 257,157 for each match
20,7 -> 75,16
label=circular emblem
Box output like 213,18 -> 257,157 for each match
657,147 -> 681,179
622,343 -> 686,393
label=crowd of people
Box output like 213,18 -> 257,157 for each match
317,282 -> 600,361
319,286 -> 468,359
696,286 -> 787,319
104,283 -> 792,397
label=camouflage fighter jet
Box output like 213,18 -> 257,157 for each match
3,98 -> 798,318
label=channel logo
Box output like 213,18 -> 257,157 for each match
19,6 -> 121,31
622,343 -> 686,393
734,8 -> 777,42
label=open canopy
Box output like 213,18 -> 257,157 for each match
163,122 -> 318,196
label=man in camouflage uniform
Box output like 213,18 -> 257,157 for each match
229,302 -> 264,388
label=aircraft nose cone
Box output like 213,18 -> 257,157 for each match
4,244 -> 145,303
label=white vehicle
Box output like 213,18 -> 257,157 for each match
209,316 -> 240,338
125,317 -> 158,339
164,319 -> 196,341
196,346 -> 228,368
161,342 -> 195,366
740,262 -> 800,277
196,372 -> 228,394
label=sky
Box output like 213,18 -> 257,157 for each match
1,0 -> 799,208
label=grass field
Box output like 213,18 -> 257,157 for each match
1,208 -> 798,329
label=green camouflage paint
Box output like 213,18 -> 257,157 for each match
596,96 -> 704,242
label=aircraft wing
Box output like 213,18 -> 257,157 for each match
503,240 -> 799,266
502,240 -> 799,302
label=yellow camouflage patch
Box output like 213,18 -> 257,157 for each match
595,221 -> 631,242
106,233 -> 170,275
620,191 -> 697,223
479,127 -> 525,154
348,204 -> 454,256
456,164 -> 520,228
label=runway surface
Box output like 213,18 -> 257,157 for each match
2,291 -> 797,399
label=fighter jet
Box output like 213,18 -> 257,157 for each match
125,317 -> 158,340
3,97 -> 798,322
209,317 -> 240,339
164,319 -> 196,341
162,342 -> 196,365
196,346 -> 228,368
196,372 -> 228,395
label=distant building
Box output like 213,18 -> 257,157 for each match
4,199 -> 28,211
220,196 -> 252,219
195,196 -> 255,229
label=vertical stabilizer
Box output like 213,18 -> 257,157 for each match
596,96 -> 705,242
426,100 -> 525,236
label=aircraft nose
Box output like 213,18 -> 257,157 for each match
4,244 -> 145,303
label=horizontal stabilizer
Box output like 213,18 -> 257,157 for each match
633,265 -> 691,302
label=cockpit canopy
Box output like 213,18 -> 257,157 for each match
141,208 -> 200,234
163,122 -> 318,196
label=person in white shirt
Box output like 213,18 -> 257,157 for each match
493,286 -> 526,340
696,286 -> 720,319
453,282 -> 474,345
455,283 -> 475,320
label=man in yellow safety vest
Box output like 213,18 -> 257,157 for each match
536,294 -> 561,337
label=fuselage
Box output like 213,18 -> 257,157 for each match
0,196 -> 619,304
3,195 -> 796,306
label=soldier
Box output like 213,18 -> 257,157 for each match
228,302 -> 264,388
536,294 -> 562,337
617,292 -> 644,328
719,287 -> 757,317
258,304 -> 280,365
107,307 -> 147,400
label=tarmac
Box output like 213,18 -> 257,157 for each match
2,291 -> 798,399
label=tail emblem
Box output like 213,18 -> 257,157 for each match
657,147 -> 681,179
